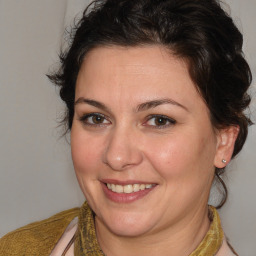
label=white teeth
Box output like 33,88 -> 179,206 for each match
106,183 -> 155,194
140,184 -> 145,190
133,184 -> 140,192
111,184 -> 116,192
115,185 -> 124,193
124,184 -> 133,193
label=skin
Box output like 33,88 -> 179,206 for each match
71,46 -> 238,256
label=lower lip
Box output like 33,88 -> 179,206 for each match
101,183 -> 157,203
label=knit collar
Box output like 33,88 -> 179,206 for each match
74,202 -> 104,256
189,206 -> 224,256
75,202 -> 223,255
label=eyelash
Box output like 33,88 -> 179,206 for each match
78,113 -> 176,128
79,113 -> 111,127
144,115 -> 176,129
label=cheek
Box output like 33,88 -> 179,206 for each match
143,132 -> 216,211
143,130 -> 216,181
71,126 -> 102,177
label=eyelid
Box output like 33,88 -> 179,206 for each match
144,114 -> 176,128
78,112 -> 176,129
78,112 -> 111,126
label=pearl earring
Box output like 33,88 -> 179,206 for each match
222,159 -> 227,163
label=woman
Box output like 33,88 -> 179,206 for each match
0,0 -> 252,255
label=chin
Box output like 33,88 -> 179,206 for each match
99,210 -> 155,237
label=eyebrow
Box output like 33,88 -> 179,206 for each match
136,98 -> 188,112
74,97 -> 188,112
74,98 -> 110,112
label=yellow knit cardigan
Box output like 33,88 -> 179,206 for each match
0,203 -> 223,256
0,208 -> 79,256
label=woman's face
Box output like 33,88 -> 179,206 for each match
71,46 -> 221,237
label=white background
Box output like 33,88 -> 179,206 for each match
0,1 -> 255,255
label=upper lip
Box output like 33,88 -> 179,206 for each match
101,179 -> 157,186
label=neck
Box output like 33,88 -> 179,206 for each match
95,204 -> 210,256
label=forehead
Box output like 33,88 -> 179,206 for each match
78,45 -> 189,79
75,45 -> 204,112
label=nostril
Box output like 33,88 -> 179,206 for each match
102,133 -> 143,171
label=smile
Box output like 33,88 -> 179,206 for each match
106,183 -> 155,194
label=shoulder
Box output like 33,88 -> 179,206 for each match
0,207 -> 79,256
217,238 -> 238,256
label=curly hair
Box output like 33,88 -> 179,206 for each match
48,0 -> 252,208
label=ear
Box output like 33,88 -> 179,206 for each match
214,126 -> 239,168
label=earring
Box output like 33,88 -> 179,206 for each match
222,159 -> 227,163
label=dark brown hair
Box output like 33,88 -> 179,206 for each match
48,0 -> 252,208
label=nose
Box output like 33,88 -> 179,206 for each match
102,127 -> 143,171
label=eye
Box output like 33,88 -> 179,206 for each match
144,115 -> 176,128
79,113 -> 110,126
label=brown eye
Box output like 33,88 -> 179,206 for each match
154,117 -> 168,126
145,115 -> 176,128
92,115 -> 104,124
79,113 -> 111,126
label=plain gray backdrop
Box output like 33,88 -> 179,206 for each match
0,0 -> 255,255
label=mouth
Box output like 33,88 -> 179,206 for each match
101,180 -> 157,203
106,183 -> 156,194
